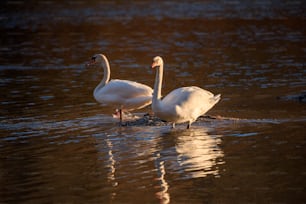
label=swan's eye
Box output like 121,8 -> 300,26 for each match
91,56 -> 96,61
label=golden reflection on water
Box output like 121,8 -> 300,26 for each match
155,153 -> 170,204
153,126 -> 224,204
94,126 -> 224,204
105,135 -> 118,201
175,127 -> 224,178
1,1 -> 305,203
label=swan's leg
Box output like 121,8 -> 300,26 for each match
118,109 -> 123,125
187,121 -> 191,129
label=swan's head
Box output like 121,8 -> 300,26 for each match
86,54 -> 108,67
151,56 -> 163,69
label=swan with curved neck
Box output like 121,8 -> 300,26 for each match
151,56 -> 221,129
87,54 -> 153,123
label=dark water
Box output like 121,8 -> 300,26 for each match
1,1 -> 306,203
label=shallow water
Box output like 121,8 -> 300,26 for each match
1,1 -> 306,203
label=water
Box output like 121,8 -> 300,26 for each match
1,1 -> 306,203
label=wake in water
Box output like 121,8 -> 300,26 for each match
120,113 -> 303,127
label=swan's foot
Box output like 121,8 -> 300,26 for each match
187,124 -> 190,129
112,109 -> 124,126
112,109 -> 121,119
119,121 -> 127,126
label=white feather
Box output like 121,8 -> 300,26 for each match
151,56 -> 221,128
88,54 -> 153,116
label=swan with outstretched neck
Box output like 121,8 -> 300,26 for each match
87,54 -> 153,123
151,56 -> 221,129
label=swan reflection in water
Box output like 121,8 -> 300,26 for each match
154,152 -> 170,204
175,127 -> 224,178
97,125 -> 223,203
155,126 -> 224,203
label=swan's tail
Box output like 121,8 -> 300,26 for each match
210,94 -> 221,104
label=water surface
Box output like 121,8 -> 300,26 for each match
0,1 -> 305,203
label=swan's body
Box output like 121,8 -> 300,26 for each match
87,54 -> 153,122
151,56 -> 221,129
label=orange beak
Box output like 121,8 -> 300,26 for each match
86,58 -> 96,67
151,62 -> 158,68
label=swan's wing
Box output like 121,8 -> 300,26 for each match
104,79 -> 153,97
162,86 -> 213,106
161,86 -> 220,121
94,79 -> 153,109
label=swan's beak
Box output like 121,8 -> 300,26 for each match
151,62 -> 158,68
86,58 -> 97,67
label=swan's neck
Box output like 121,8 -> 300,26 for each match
94,59 -> 110,95
152,63 -> 163,108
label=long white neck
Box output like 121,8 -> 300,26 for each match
94,57 -> 111,95
152,61 -> 163,109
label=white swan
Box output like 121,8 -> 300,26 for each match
87,54 -> 153,123
151,56 -> 221,129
